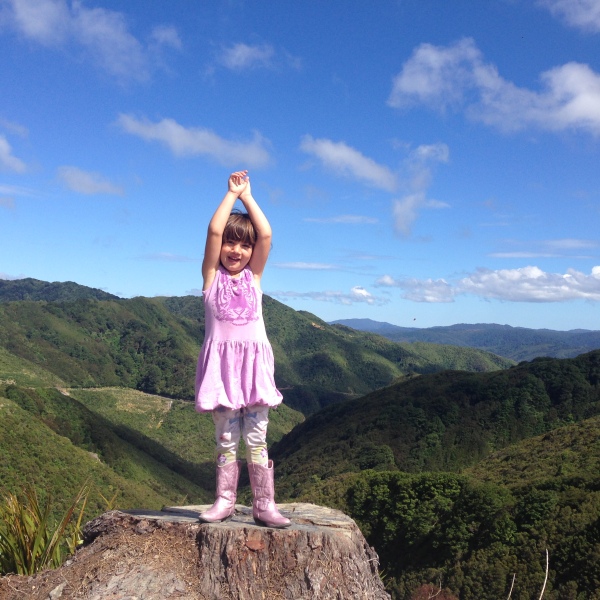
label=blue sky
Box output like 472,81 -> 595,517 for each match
1,0 -> 600,331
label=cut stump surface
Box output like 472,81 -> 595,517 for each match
0,503 -> 390,600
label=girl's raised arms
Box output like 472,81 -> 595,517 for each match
201,171 -> 272,291
202,171 -> 248,291
238,176 -> 272,283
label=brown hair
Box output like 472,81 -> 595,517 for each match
222,210 -> 256,246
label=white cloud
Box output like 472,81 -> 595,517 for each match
269,286 -> 389,306
273,262 -> 337,270
58,166 -> 124,195
0,272 -> 25,280
393,193 -> 424,237
0,118 -> 29,138
377,274 -> 455,303
303,215 -> 378,224
538,0 -> 600,33
545,238 -> 599,249
0,135 -> 26,173
378,265 -> 600,303
459,265 -> 600,302
393,142 -> 450,237
218,43 -> 274,70
7,0 -> 70,45
150,25 -> 182,50
117,114 -> 271,168
388,37 -> 600,136
489,238 -> 598,258
300,135 -> 398,192
0,184 -> 35,196
4,0 -> 180,82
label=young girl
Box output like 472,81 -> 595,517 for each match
195,170 -> 291,529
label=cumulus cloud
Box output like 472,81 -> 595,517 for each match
4,0 -> 180,82
303,215 -> 378,224
538,0 -> 600,33
0,135 -> 26,173
270,286 -> 389,306
378,265 -> 600,303
0,272 -> 25,280
393,142 -> 450,237
117,114 -> 271,168
300,135 -> 398,192
388,37 -> 600,136
58,166 -> 124,195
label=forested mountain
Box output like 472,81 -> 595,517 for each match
272,350 -> 600,496
0,278 -> 513,415
270,350 -> 600,599
3,278 -> 600,598
332,318 -> 600,362
0,277 -> 119,302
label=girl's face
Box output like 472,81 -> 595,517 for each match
220,239 -> 253,276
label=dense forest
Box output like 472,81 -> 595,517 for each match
1,278 -> 600,599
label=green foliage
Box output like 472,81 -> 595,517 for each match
0,292 -> 512,417
2,279 -> 600,596
0,390 -> 211,518
298,467 -> 600,600
0,482 -> 89,575
273,351 -> 600,498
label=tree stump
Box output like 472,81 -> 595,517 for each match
0,503 -> 390,600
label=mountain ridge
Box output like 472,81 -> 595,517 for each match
332,318 -> 600,361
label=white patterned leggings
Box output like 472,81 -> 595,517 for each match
212,405 -> 269,467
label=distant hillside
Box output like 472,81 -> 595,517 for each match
0,381 -> 303,520
0,277 -> 119,302
332,318 -> 600,361
0,278 -> 513,415
272,350 -> 600,497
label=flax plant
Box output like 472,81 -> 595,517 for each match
0,482 -> 90,575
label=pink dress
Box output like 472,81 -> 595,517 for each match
195,265 -> 283,412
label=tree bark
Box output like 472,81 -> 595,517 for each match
0,503 -> 390,600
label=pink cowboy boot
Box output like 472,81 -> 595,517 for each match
199,460 -> 241,523
247,460 -> 291,528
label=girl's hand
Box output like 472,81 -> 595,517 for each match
228,170 -> 249,196
239,175 -> 252,201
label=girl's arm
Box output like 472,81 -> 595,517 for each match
239,177 -> 272,283
202,171 -> 248,290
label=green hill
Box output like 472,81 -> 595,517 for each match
267,350 -> 600,598
0,279 -> 513,416
272,350 -> 600,498
0,379 -> 303,521
0,394 -> 197,520
0,277 -> 119,302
